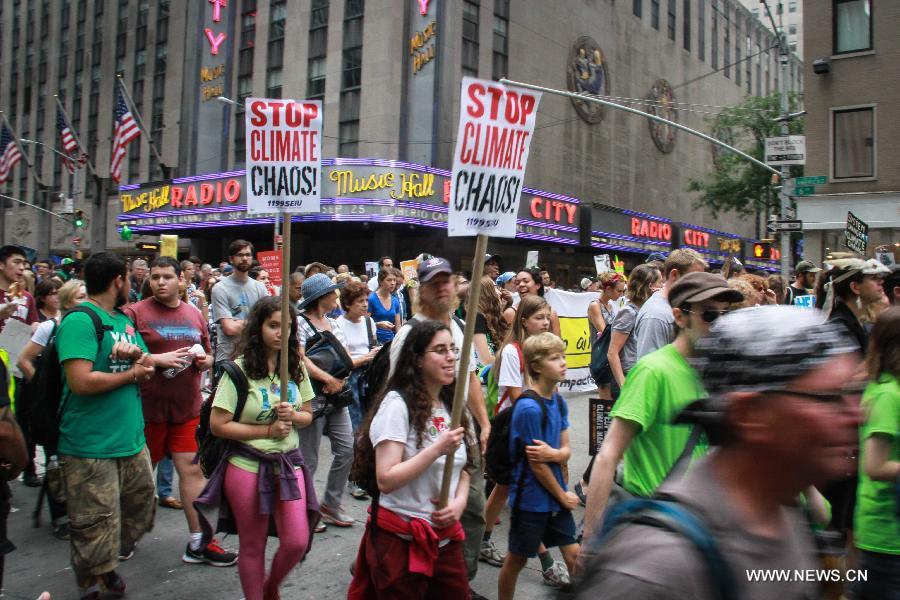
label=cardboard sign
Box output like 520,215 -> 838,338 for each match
245,98 -> 322,214
594,254 -> 611,274
589,397 -> 616,455
160,234 -> 178,258
257,250 -> 282,288
365,261 -> 379,280
844,211 -> 869,255
448,78 -> 541,237
400,259 -> 418,282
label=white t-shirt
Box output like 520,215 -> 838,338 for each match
369,391 -> 467,526
336,315 -> 377,359
30,318 -> 58,347
497,343 -> 524,413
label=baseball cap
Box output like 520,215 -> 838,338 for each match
580,277 -> 594,290
795,260 -> 822,274
484,253 -> 502,264
668,272 -> 743,309
678,306 -> 858,443
418,256 -> 453,283
496,271 -> 516,285
223,265 -> 234,274
646,252 -> 668,263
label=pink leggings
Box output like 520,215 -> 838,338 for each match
224,462 -> 310,600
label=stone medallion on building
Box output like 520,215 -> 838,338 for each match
646,79 -> 677,153
566,36 -> 609,124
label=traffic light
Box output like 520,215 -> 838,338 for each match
753,242 -> 772,259
73,209 -> 85,229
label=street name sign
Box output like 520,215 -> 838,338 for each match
765,135 -> 806,166
795,175 -> 826,186
791,185 -> 816,196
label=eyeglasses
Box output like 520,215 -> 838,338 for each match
425,345 -> 460,359
233,252 -> 253,259
681,308 -> 730,323
760,382 -> 867,405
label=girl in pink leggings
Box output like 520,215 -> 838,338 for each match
208,296 -> 319,600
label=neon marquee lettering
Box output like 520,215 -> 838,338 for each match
630,217 -> 672,242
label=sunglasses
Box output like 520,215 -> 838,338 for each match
681,308 -> 729,323
760,382 -> 867,404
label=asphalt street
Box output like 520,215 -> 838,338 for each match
5,393 -> 595,600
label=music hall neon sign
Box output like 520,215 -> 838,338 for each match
631,217 -> 672,242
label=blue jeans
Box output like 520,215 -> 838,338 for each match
347,369 -> 368,431
852,550 -> 900,600
156,456 -> 174,499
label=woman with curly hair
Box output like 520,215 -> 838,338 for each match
473,276 -> 511,368
348,319 -> 473,599
516,267 -> 561,336
207,296 -> 318,600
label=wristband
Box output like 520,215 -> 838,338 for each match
132,365 -> 138,384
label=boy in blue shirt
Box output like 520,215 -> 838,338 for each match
498,332 -> 580,599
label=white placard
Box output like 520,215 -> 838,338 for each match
245,98 -> 322,214
525,251 -> 539,269
594,254 -> 611,274
764,135 -> 806,166
448,78 -> 541,237
0,318 -> 34,378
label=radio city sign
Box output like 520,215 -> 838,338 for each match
118,160 -> 580,245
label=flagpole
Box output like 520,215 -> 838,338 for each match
0,111 -> 45,187
116,76 -> 167,175
54,95 -> 97,176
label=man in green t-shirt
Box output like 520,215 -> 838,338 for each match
56,252 -> 156,600
582,272 -> 742,540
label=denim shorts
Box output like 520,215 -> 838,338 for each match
507,509 -> 577,558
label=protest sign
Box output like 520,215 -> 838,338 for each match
257,250 -> 282,288
160,235 -> 178,258
526,250 -> 539,269
245,98 -> 322,214
594,254 -> 611,274
400,259 -> 418,282
448,78 -> 541,237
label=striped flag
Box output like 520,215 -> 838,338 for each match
57,106 -> 88,174
0,123 -> 23,185
109,87 -> 140,183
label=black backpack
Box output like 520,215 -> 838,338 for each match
195,360 -> 249,478
485,389 -> 563,486
30,306 -> 110,449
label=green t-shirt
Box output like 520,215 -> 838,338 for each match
854,374 -> 899,555
611,343 -> 706,497
57,302 -> 149,458
213,358 -> 316,473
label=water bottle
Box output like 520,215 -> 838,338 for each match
163,344 -> 206,378
163,361 -> 190,379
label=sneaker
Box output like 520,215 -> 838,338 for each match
469,587 -> 490,600
541,560 -> 570,588
349,483 -> 369,500
183,538 -> 238,567
478,539 -> 504,567
574,481 -> 587,507
117,545 -> 135,561
24,472 -> 42,488
101,571 -> 126,598
320,504 -> 354,527
314,521 -> 327,533
53,521 -> 71,540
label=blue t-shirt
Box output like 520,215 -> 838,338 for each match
508,391 -> 569,513
367,291 -> 400,343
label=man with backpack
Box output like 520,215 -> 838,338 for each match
123,257 -> 236,567
573,306 -> 863,600
582,272 -> 742,541
56,253 -> 157,600
386,256 -> 492,598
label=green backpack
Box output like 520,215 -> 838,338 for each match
483,342 -> 523,420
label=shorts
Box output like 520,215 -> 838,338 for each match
144,417 -> 200,465
507,509 -> 577,558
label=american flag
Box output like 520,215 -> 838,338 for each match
57,106 -> 88,174
109,87 -> 140,183
0,123 -> 23,185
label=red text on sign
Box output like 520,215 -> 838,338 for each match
683,229 -> 710,248
249,100 -> 319,128
531,197 -> 577,224
465,83 -> 537,126
631,217 -> 672,242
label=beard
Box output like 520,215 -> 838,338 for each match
115,284 -> 128,308
234,262 -> 252,273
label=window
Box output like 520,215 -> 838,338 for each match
723,4 -> 730,78
492,0 -> 509,80
462,0 -> 479,76
667,0 -> 676,41
832,107 -> 874,179
834,0 -> 871,54
745,34 -> 752,92
265,68 -> 282,97
711,0 -> 718,68
683,0 -> 691,51
342,47 -> 362,88
340,0 -> 363,156
307,0 -> 328,99
735,15 -> 741,86
788,1 -> 797,12
634,0 -> 642,18
339,90 -> 360,157
697,0 -> 704,60
651,0 -> 660,29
